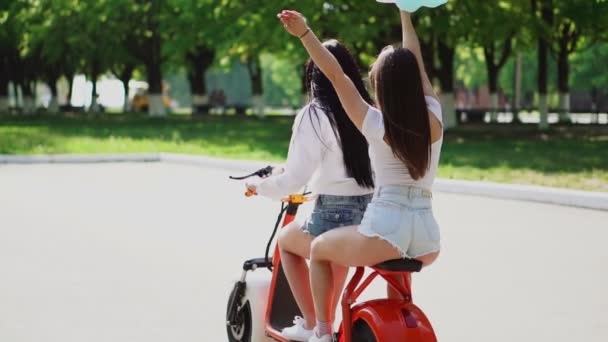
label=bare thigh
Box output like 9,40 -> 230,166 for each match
310,226 -> 402,266
278,221 -> 314,259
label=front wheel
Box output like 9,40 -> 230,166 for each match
226,287 -> 252,342
352,319 -> 377,342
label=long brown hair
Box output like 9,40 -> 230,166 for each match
371,46 -> 431,180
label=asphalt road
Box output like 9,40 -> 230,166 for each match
0,163 -> 606,342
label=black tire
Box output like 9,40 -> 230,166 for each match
226,291 -> 252,342
352,318 -> 377,342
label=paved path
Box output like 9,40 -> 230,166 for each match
0,163 -> 606,342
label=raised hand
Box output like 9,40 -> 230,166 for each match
277,10 -> 310,38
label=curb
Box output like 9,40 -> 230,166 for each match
0,153 -> 161,164
1,153 -> 606,211
434,179 -> 608,211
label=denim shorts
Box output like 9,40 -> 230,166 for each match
357,185 -> 441,258
303,194 -> 373,237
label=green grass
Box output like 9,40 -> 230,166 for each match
1,113 -> 607,192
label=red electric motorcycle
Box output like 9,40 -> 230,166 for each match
226,167 -> 437,342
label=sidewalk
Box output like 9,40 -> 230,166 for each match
1,153 -> 606,211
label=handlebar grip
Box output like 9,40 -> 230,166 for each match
245,190 -> 257,197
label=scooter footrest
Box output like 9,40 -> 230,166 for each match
243,257 -> 273,271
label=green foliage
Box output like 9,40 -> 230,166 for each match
1,0 -> 607,108
571,42 -> 608,91
1,115 -> 606,191
261,53 -> 302,107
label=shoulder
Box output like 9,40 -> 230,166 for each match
296,103 -> 334,129
425,96 -> 443,123
292,103 -> 334,143
361,105 -> 384,139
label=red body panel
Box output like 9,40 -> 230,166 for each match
339,267 -> 437,342
263,213 -> 295,342
260,210 -> 436,342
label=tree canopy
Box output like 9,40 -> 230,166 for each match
1,0 -> 607,117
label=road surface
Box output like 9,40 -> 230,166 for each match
0,163 -> 606,341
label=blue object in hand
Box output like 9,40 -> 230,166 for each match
377,0 -> 447,12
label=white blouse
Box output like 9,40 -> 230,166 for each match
361,96 -> 443,191
255,104 -> 374,200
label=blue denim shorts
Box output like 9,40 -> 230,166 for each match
358,185 -> 441,258
303,194 -> 373,237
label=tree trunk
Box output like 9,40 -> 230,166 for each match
12,82 -> 20,109
188,47 -> 214,115
539,94 -> 549,128
48,78 -> 59,113
436,40 -> 456,129
484,38 -> 513,123
538,35 -> 549,130
146,62 -> 165,117
513,52 -> 523,123
21,82 -> 34,115
247,57 -> 264,118
557,26 -> 573,123
0,73 -> 8,113
119,64 -> 134,112
536,0 -> 552,130
66,73 -> 74,108
122,79 -> 130,113
145,0 -> 165,117
486,61 -> 499,122
89,76 -> 99,113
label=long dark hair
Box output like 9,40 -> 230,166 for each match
302,39 -> 374,189
371,46 -> 431,180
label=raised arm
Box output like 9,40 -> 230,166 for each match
278,10 -> 370,129
400,11 -> 437,99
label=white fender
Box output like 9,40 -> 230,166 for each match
242,269 -> 272,342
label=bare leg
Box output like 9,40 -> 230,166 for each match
278,222 -> 315,328
279,223 -> 364,329
309,226 -> 402,323
329,263 -> 348,322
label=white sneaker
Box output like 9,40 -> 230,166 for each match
281,316 -> 314,342
308,328 -> 332,342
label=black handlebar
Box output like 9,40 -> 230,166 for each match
229,166 -> 274,180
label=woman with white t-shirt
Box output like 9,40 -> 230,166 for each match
246,40 -> 375,342
278,7 -> 443,342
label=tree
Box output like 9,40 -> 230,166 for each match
551,0 -> 608,121
0,0 -> 18,111
416,2 -> 464,129
531,0 -> 553,129
165,0 -> 223,115
117,0 -> 170,116
218,0 -> 306,116
462,0 -> 529,122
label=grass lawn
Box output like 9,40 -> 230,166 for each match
1,113 -> 607,192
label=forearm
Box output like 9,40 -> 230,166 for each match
400,11 -> 434,95
256,173 -> 306,200
299,30 -> 343,84
401,11 -> 425,70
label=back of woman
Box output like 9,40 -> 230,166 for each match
247,40 -> 376,341
277,7 -> 443,341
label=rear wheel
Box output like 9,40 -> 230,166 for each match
352,318 -> 377,342
226,287 -> 252,342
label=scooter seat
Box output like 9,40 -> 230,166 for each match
373,258 -> 423,272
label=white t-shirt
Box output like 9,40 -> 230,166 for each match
361,96 -> 443,190
256,104 -> 374,200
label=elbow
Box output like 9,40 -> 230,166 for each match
281,175 -> 307,195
